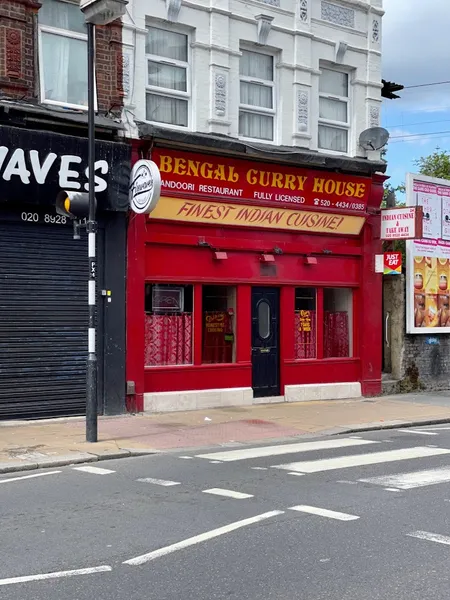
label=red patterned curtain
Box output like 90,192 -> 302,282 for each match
294,311 -> 316,359
324,311 -> 349,358
202,311 -> 233,364
145,314 -> 192,366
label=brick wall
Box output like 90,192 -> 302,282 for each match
0,0 -> 38,98
0,0 -> 124,113
402,335 -> 450,392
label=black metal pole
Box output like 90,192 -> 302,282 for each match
86,21 -> 97,443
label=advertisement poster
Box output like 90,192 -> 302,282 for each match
384,252 -> 402,275
406,173 -> 450,333
419,189 -> 441,239
442,196 -> 450,240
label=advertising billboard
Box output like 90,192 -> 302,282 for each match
406,173 -> 450,333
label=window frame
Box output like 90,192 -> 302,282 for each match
318,66 -> 351,154
238,47 -> 276,143
145,25 -> 191,129
292,286 -> 356,361
38,0 -> 96,111
201,285 -> 237,365
144,282 -> 194,367
294,287 -> 318,360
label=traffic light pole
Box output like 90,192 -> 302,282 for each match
86,21 -> 97,443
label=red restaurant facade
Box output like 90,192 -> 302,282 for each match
126,140 -> 386,413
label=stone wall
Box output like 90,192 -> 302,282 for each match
383,275 -> 450,393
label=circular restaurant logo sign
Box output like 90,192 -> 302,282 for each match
129,159 -> 161,214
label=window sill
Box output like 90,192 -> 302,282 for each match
143,119 -> 190,132
317,147 -> 351,157
41,99 -> 90,112
285,357 -> 358,365
238,135 -> 276,145
145,362 -> 251,371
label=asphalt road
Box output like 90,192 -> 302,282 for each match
3,424 -> 450,599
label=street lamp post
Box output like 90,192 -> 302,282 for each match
80,0 -> 129,443
86,20 -> 97,443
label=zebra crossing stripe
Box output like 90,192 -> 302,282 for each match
274,446 -> 450,474
196,438 -> 378,462
360,465 -> 450,490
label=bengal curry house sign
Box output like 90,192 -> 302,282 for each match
150,149 -> 369,235
151,148 -> 371,213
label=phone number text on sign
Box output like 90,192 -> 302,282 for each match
21,212 -> 68,225
313,198 -> 366,211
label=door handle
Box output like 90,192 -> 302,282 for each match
259,348 -> 270,353
385,312 -> 390,348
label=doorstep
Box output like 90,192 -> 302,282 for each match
143,382 -> 362,413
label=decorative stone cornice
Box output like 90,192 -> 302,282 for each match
256,14 -> 274,45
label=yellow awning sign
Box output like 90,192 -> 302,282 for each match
150,197 -> 365,236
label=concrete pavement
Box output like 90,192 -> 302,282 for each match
2,391 -> 450,472
3,425 -> 450,598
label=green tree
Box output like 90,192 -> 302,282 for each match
415,148 -> 450,180
382,182 -> 405,208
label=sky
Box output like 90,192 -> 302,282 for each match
382,0 -> 450,190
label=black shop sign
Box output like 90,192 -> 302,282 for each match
0,125 -> 130,211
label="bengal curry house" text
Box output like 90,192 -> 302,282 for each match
157,155 -> 367,199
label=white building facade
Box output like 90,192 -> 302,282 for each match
122,0 -> 383,157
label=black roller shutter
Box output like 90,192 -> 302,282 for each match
0,221 -> 88,419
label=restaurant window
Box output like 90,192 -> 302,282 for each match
323,288 -> 353,358
295,288 -> 317,359
144,284 -> 193,366
202,286 -> 236,364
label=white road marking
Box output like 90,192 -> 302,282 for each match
422,427 -> 450,431
337,480 -> 359,485
0,565 -> 112,587
73,466 -> 115,475
360,465 -> 450,490
178,456 -> 194,459
251,467 -> 268,471
289,505 -> 359,521
288,472 -> 305,477
137,478 -> 180,487
397,429 -> 438,436
123,511 -> 284,566
202,488 -> 254,499
196,438 -> 378,462
209,461 -> 222,464
274,446 -> 450,474
407,531 -> 450,546
0,471 -> 61,484
384,487 -> 402,492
